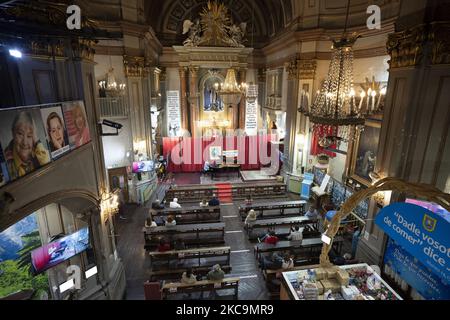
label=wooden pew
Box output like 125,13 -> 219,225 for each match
247,216 -> 318,240
164,182 -> 287,203
254,237 -> 344,261
239,200 -> 307,220
149,265 -> 232,282
150,205 -> 221,225
143,223 -> 226,250
161,278 -> 240,300
149,246 -> 231,271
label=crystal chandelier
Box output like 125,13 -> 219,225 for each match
299,0 -> 383,141
215,68 -> 247,106
99,67 -> 126,97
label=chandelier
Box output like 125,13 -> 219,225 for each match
215,68 -> 247,106
99,67 -> 126,97
299,0 -> 383,141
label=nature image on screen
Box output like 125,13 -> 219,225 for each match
31,227 -> 89,274
132,161 -> 154,173
0,213 -> 49,299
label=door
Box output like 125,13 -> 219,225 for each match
108,167 -> 129,203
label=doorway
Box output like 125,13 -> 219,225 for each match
108,167 -> 129,203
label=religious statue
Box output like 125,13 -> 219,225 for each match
183,18 -> 201,47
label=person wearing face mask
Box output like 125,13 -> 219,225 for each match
46,112 -> 69,152
4,111 -> 50,180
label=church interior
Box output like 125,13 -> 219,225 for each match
0,0 -> 449,301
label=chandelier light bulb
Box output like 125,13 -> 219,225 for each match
360,91 -> 366,98
380,87 -> 387,95
371,90 -> 377,97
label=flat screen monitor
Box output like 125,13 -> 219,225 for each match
31,227 -> 89,274
132,161 -> 154,173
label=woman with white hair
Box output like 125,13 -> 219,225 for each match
169,197 -> 182,208
244,209 -> 257,228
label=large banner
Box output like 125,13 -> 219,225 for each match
166,90 -> 182,137
0,101 -> 89,187
245,85 -> 258,136
384,238 -> 450,300
375,202 -> 450,285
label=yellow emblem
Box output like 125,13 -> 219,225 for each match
423,214 -> 437,232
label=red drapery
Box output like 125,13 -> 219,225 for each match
162,134 -> 276,173
310,125 -> 337,158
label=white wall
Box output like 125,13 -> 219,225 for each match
101,118 -> 133,169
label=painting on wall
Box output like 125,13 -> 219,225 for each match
350,118 -> 382,185
203,76 -> 224,112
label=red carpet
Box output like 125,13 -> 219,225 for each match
216,183 -> 233,203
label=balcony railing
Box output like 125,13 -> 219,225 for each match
98,96 -> 128,118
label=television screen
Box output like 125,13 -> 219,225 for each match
31,227 -> 89,274
132,161 -> 154,173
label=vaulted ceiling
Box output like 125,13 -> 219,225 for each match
145,0 -> 294,48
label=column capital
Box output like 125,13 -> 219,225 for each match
285,60 -> 299,80
71,39 -> 97,62
123,55 -> 149,77
298,59 -> 317,79
188,66 -> 200,76
387,25 -> 427,69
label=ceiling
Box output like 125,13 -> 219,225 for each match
144,0 -> 294,48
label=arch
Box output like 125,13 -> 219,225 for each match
320,177 -> 450,267
1,189 -> 99,232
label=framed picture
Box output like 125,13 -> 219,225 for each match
209,146 -> 222,161
62,101 -> 91,149
350,118 -> 382,186
40,104 -> 70,160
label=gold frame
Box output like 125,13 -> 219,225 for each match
349,115 -> 382,186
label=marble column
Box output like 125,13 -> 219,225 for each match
189,66 -> 199,137
179,67 -> 189,133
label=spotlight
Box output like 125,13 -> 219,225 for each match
9,49 -> 22,58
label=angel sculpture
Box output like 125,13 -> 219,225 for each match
183,18 -> 201,47
226,22 -> 247,47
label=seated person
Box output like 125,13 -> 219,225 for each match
173,239 -> 186,251
262,230 -> 279,245
165,215 -> 177,227
169,198 -> 182,209
305,204 -> 319,220
208,196 -> 220,207
207,264 -> 225,281
244,209 -> 257,228
157,238 -> 171,252
287,226 -> 304,242
259,252 -> 283,270
282,254 -> 295,270
199,199 -> 209,207
151,198 -> 165,210
332,253 -> 358,266
245,195 -> 253,205
145,217 -> 157,228
181,267 -> 197,285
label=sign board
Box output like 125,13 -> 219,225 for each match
245,85 -> 258,136
375,202 -> 450,285
166,91 -> 181,137
384,238 -> 450,300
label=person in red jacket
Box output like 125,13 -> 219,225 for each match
264,230 -> 279,245
157,238 -> 171,252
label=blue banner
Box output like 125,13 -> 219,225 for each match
375,202 -> 450,285
384,238 -> 450,300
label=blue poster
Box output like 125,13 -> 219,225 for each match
376,203 -> 450,285
384,238 -> 450,300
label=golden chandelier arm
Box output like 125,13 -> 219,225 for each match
319,177 -> 450,267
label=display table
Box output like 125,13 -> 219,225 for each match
280,263 -> 402,300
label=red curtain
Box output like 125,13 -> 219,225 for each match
310,125 -> 337,158
162,134 -> 277,173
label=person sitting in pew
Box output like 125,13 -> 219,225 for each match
305,204 -> 319,220
207,264 -> 225,281
199,198 -> 209,207
244,209 -> 257,228
173,239 -> 186,251
208,196 -> 220,207
157,238 -> 171,252
287,226 -> 304,242
170,198 -> 182,209
259,252 -> 283,270
181,267 -> 197,285
260,229 -> 279,245
152,198 -> 165,210
165,215 -> 177,227
282,254 -> 294,269
145,217 -> 157,228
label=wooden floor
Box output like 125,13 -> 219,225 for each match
115,174 -> 352,300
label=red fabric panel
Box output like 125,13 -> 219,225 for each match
310,125 -> 337,158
